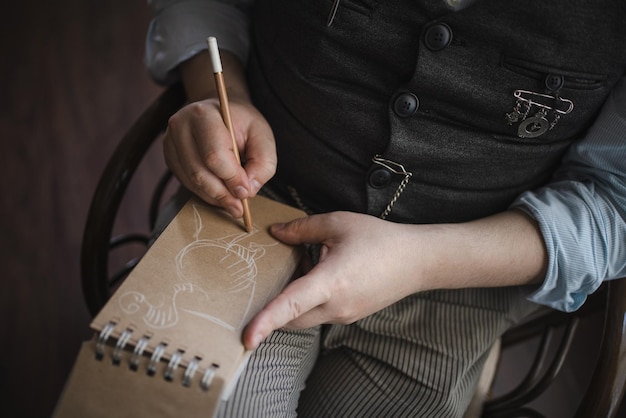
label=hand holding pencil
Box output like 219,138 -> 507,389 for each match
160,35 -> 277,228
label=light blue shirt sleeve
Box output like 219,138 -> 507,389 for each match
512,75 -> 626,312
145,0 -> 254,84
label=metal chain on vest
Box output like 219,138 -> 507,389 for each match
372,155 -> 413,220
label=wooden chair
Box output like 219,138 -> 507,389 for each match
481,279 -> 626,418
80,83 -> 626,417
81,83 -> 185,314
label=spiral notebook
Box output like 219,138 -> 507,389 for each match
54,195 -> 306,418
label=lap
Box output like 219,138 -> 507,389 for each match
215,326 -> 321,418
218,287 -> 537,418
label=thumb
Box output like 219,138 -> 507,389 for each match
270,215 -> 330,245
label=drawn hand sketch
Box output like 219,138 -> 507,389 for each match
118,204 -> 277,331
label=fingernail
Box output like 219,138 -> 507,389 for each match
271,223 -> 286,232
250,179 -> 261,195
249,333 -> 263,349
234,186 -> 248,199
227,206 -> 242,218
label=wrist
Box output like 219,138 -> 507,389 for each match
405,210 -> 547,293
180,50 -> 251,103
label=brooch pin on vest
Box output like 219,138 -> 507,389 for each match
506,89 -> 574,138
327,0 -> 340,27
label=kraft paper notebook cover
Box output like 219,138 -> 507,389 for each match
54,195 -> 306,418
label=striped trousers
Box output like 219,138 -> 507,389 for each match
216,286 -> 537,418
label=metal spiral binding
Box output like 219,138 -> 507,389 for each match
164,349 -> 184,381
201,364 -> 219,391
94,321 -> 220,390
95,321 -> 116,360
112,329 -> 133,365
130,336 -> 150,371
147,343 -> 167,376
182,357 -> 201,387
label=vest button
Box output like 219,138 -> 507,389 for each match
545,73 -> 564,91
369,168 -> 392,188
393,92 -> 419,117
424,23 -> 452,51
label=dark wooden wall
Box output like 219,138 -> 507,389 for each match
1,1 -> 624,417
0,1 -> 162,416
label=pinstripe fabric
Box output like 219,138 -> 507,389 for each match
216,327 -> 321,417
216,287 -> 537,417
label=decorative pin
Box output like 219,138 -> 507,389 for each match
518,108 -> 550,138
505,89 -> 573,138
327,0 -> 340,27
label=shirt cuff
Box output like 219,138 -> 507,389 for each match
145,1 -> 250,85
512,188 -> 606,313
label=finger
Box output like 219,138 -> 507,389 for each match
270,214 -> 339,246
168,101 -> 250,199
163,125 -> 244,217
243,274 -> 329,349
281,305 -> 330,330
241,121 -> 277,195
186,106 -> 252,199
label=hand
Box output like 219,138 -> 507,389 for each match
163,97 -> 276,218
242,212 -> 425,349
166,50 -> 277,218
241,209 -> 549,350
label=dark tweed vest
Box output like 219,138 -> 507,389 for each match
247,0 -> 626,223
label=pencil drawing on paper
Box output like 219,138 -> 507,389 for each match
118,203 -> 277,331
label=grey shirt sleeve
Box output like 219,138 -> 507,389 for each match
145,0 -> 253,84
